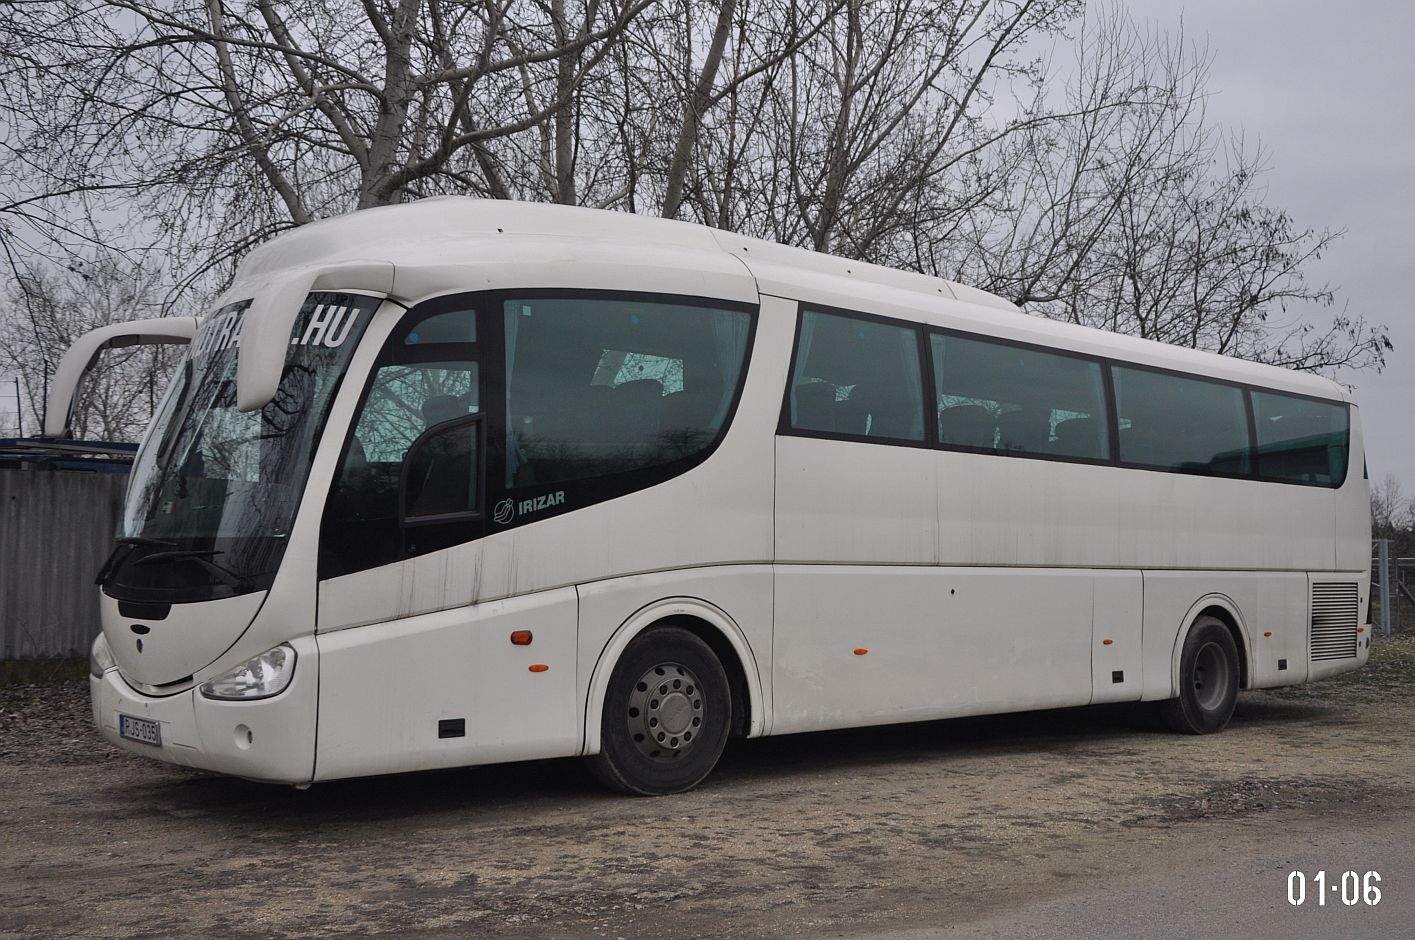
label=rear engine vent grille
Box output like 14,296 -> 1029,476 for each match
1310,582 -> 1359,661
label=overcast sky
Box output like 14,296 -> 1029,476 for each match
1125,0 -> 1415,486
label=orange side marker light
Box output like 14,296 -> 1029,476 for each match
1102,639 -> 1113,646
1357,627 -> 1365,634
1263,631 -> 1273,638
510,630 -> 533,646
529,664 -> 549,673
853,648 -> 869,656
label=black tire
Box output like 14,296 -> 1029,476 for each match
587,626 -> 732,796
1158,616 -> 1240,734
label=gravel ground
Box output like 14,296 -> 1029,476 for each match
2,637 -> 1414,938
0,678 -> 112,768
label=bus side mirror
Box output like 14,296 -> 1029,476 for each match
44,317 -> 198,438
398,415 -> 483,525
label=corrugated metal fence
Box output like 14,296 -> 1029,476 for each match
1,471 -> 127,659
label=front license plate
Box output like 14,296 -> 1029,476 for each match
118,714 -> 161,747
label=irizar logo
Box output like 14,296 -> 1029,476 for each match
520,491 -> 565,515
494,491 -> 566,525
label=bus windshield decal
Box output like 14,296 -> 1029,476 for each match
291,301 -> 364,348
190,296 -> 366,363
190,300 -> 250,359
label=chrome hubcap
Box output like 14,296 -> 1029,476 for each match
627,662 -> 704,762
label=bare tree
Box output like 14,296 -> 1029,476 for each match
687,0 -> 1083,254
1,1 -> 1082,252
2,2 -> 665,279
1372,475 -> 1408,542
0,0 -> 1391,444
938,5 -> 1389,371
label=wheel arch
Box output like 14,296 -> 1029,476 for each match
1169,595 -> 1252,695
581,597 -> 766,757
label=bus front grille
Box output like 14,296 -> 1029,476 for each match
1310,582 -> 1359,661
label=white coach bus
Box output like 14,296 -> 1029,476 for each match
59,199 -> 1369,795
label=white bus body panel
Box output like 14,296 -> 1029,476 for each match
314,588 -> 579,781
1091,571 -> 1144,704
224,201 -> 760,313
92,633 -> 319,784
772,564 -> 1094,734
775,438 -> 938,565
1336,408 -> 1373,573
101,590 -> 266,690
931,452 -> 1336,572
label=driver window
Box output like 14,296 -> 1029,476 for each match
321,306 -> 480,578
404,418 -> 480,519
351,363 -> 478,465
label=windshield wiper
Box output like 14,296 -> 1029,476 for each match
133,548 -> 223,563
132,549 -> 246,588
115,536 -> 178,549
96,537 -> 178,586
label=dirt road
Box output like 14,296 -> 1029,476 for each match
3,640 -> 1413,939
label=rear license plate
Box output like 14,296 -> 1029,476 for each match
118,714 -> 161,747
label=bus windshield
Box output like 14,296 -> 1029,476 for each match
101,292 -> 378,601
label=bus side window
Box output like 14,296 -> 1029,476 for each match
787,310 -> 924,442
1112,367 -> 1248,475
403,416 -> 480,519
930,333 -> 1108,461
503,297 -> 752,488
1252,391 -> 1349,486
323,358 -> 479,576
336,362 -> 478,496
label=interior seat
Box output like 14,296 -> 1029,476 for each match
939,404 -> 997,449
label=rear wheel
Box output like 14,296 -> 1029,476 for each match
587,626 -> 731,795
1159,616 -> 1240,734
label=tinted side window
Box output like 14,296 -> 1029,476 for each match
787,310 -> 924,441
322,307 -> 481,578
504,297 -> 752,487
931,334 -> 1109,460
351,363 -> 479,463
1252,391 -> 1349,486
1113,367 -> 1249,475
404,418 -> 480,519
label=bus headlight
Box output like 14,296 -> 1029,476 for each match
199,645 -> 296,701
89,634 -> 115,678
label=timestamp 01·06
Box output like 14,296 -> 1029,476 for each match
1288,870 -> 1382,906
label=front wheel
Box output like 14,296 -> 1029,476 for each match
587,626 -> 732,796
1158,616 -> 1240,734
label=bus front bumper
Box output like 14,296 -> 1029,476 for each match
90,635 -> 318,785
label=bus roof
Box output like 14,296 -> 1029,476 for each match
227,197 -> 1351,404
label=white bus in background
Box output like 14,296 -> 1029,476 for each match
58,199 -> 1369,795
